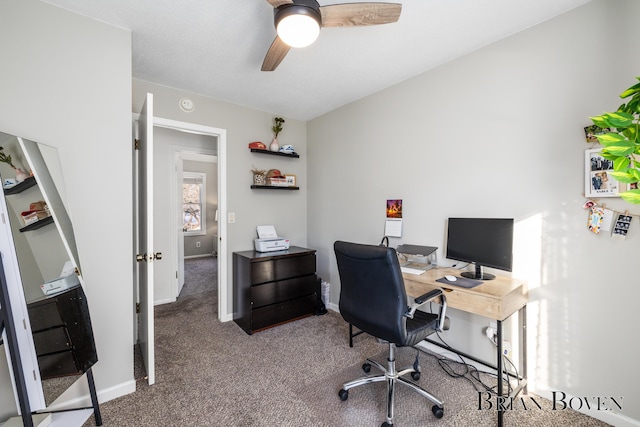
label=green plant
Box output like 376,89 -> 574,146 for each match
0,146 -> 16,169
589,76 -> 640,203
272,117 -> 285,138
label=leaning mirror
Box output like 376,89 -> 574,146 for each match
0,132 -> 100,419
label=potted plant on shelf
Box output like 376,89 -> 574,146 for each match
0,146 -> 30,183
589,76 -> 640,203
270,117 -> 285,152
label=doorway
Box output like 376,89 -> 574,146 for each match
174,151 -> 218,302
133,111 -> 228,386
151,122 -> 227,318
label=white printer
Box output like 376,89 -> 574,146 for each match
254,225 -> 290,252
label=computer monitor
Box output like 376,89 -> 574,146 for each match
445,217 -> 514,280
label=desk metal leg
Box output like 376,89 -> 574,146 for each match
497,320 -> 504,427
521,306 -> 528,395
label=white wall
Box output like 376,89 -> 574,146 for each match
0,0 -> 133,420
132,79 -> 309,313
308,0 -> 640,424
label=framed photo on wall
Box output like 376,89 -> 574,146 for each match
585,148 -> 625,198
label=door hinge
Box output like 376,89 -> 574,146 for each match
1,213 -> 5,224
134,139 -> 140,150
136,303 -> 140,314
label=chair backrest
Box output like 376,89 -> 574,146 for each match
334,240 -> 408,344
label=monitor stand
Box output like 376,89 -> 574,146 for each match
461,264 -> 495,280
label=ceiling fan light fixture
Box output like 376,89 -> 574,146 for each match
275,3 -> 321,48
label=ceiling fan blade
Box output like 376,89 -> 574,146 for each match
266,0 -> 293,7
320,3 -> 402,27
261,36 -> 291,71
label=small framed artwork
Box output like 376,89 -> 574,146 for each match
612,213 -> 632,240
584,125 -> 611,143
285,175 -> 296,186
585,148 -> 625,198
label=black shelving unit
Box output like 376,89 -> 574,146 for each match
250,148 -> 300,158
250,185 -> 299,190
4,176 -> 37,195
19,216 -> 54,232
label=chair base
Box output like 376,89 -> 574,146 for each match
339,343 -> 444,426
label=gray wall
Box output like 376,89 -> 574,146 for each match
308,0 -> 640,424
183,159 -> 218,258
0,0 -> 133,420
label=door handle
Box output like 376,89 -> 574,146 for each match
136,252 -> 162,262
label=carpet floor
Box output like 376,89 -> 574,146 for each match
82,257 -> 611,426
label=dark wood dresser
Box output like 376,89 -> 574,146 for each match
27,284 -> 98,379
233,246 -> 320,334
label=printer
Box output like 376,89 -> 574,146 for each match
254,225 -> 290,252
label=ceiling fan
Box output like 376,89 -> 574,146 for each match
262,0 -> 402,71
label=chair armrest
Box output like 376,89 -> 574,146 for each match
404,288 -> 448,332
414,289 -> 442,305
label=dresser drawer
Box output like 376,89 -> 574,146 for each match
251,294 -> 317,332
251,275 -> 317,308
32,326 -> 71,356
251,253 -> 316,284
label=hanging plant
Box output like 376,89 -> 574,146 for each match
589,76 -> 640,203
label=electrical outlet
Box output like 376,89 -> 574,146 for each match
228,212 -> 235,223
502,340 -> 512,357
196,241 -> 201,248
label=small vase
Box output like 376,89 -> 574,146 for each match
269,138 -> 279,152
14,168 -> 29,183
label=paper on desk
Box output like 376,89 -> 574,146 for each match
60,260 -> 75,277
257,225 -> 278,239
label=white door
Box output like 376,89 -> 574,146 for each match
137,93 -> 155,385
176,154 -> 185,296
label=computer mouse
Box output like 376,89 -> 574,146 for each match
444,275 -> 457,282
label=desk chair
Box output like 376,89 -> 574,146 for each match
334,241 -> 448,427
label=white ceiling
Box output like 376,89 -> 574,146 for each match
43,0 -> 592,121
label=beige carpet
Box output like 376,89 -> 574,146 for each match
82,257 -> 611,426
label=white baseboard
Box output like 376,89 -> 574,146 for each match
184,254 -> 214,259
154,297 -> 176,306
47,377 -> 135,412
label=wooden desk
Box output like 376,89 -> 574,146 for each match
403,267 -> 527,321
403,267 -> 528,427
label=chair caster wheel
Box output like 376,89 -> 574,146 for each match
382,422 -> 393,427
362,363 -> 371,373
411,371 -> 421,381
338,389 -> 349,401
432,405 -> 444,418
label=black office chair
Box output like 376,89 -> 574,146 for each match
334,240 -> 448,427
